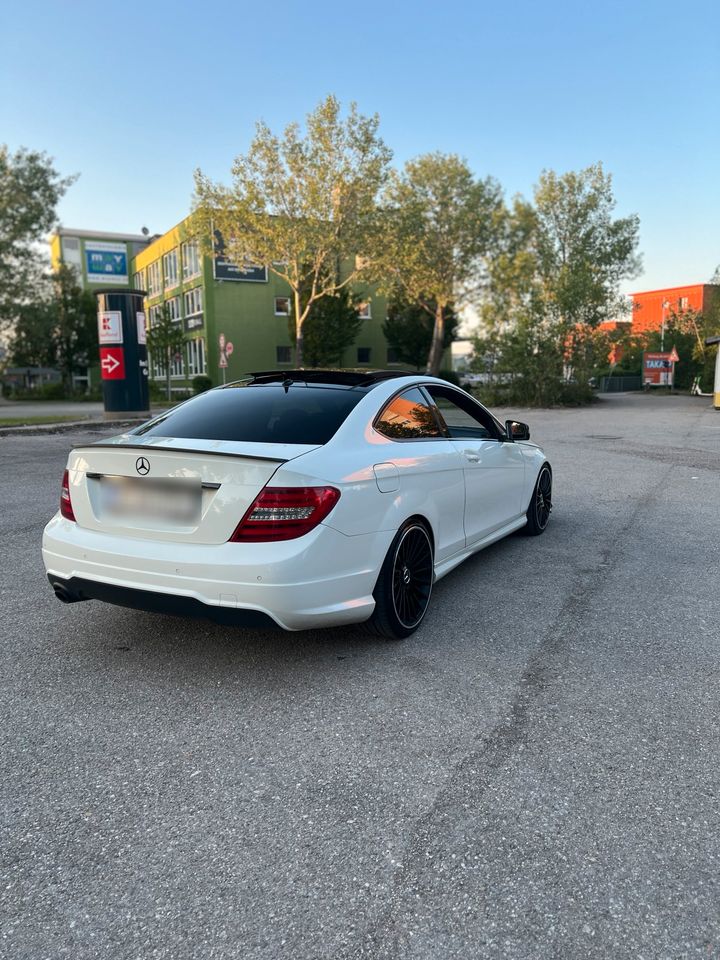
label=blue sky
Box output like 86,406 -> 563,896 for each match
1,0 -> 718,293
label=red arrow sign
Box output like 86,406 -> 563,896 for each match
100,347 -> 125,380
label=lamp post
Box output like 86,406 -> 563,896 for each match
661,299 -> 669,353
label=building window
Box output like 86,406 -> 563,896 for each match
148,303 -> 163,326
133,269 -> 145,291
357,347 -> 371,364
276,345 -> 292,364
358,301 -> 372,319
166,296 -> 181,322
679,296 -> 689,310
163,249 -> 179,289
170,350 -> 185,378
147,261 -> 162,297
387,347 -> 400,364
187,337 -> 206,376
184,286 -> 203,317
274,296 -> 291,316
182,239 -> 201,280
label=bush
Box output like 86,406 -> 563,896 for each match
438,368 -> 460,386
192,375 -> 213,395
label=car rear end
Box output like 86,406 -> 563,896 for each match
42,378 -> 389,630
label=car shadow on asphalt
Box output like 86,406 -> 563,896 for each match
56,509 -> 580,689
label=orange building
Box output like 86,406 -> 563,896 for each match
630,284 -> 719,334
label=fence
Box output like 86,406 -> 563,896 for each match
599,376 -> 643,392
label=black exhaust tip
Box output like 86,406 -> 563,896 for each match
51,581 -> 86,604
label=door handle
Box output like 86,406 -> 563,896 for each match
463,449 -> 481,463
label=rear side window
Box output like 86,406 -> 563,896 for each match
424,385 -> 499,440
374,388 -> 442,440
133,384 -> 364,444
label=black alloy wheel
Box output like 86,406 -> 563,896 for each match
391,525 -> 434,631
365,521 -> 434,639
524,465 -> 552,536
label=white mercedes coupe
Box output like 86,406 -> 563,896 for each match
43,370 -> 552,639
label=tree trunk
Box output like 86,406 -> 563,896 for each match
166,347 -> 171,402
294,290 -> 304,367
426,303 -> 446,377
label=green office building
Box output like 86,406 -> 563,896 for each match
52,213 -> 407,394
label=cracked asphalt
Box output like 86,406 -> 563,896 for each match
1,392 -> 719,959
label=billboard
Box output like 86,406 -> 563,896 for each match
643,352 -> 673,386
213,230 -> 267,283
85,240 -> 128,285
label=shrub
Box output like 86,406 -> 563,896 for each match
438,368 -> 460,386
192,375 -> 213,395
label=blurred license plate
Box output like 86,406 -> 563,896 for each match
100,477 -> 200,525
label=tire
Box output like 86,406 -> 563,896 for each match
365,521 -> 434,640
523,464 -> 552,536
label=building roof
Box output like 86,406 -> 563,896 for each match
629,283 -> 719,297
52,227 -> 151,243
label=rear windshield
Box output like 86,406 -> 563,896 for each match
132,383 -> 365,445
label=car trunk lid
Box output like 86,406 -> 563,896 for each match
65,438 -> 319,544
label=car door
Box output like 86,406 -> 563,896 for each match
423,385 -> 526,544
373,387 -> 466,563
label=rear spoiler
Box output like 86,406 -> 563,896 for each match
71,443 -> 289,464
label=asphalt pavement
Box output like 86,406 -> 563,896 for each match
1,392 -> 719,959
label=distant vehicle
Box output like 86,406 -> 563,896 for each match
459,372 -> 487,387
43,370 -> 552,639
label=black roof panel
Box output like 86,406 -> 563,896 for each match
234,369 -> 411,389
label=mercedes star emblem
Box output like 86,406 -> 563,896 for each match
135,457 -> 150,476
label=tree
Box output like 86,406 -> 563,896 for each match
299,287 -> 363,367
194,95 -> 392,365
9,298 -> 56,369
0,146 -> 75,328
372,153 -> 503,376
146,305 -> 186,401
52,266 -> 97,389
9,265 -> 97,390
532,163 -> 641,328
383,300 -> 459,370
475,164 -> 641,405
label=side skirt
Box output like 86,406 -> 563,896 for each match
433,516 -> 528,582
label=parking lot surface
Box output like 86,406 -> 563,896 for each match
1,393 -> 719,959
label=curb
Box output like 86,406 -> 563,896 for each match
0,419 -> 146,438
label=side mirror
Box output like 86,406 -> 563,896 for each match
504,419 -> 530,442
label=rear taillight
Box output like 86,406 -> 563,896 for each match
229,486 -> 340,542
60,469 -> 76,521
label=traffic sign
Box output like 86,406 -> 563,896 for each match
219,354 -> 228,368
100,347 -> 125,380
226,341 -> 234,357
668,347 -> 680,363
219,333 -> 226,350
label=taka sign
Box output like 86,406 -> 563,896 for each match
643,352 -> 673,386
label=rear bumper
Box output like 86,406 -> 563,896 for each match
47,574 -> 278,629
42,515 -> 392,631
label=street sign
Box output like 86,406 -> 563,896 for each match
219,333 -> 226,350
100,347 -> 125,380
226,341 -> 234,357
219,354 -> 228,368
668,347 -> 680,363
